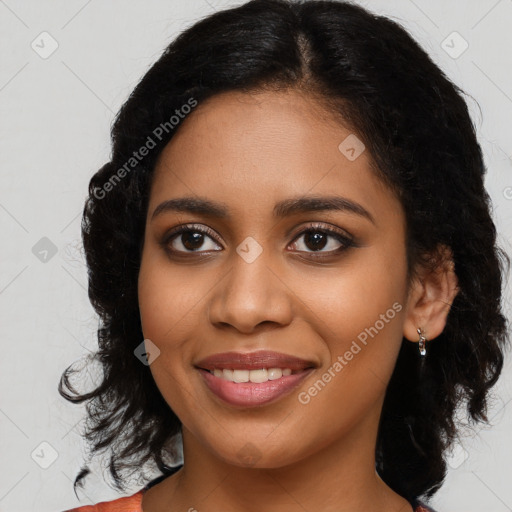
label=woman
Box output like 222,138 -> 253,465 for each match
59,0 -> 510,511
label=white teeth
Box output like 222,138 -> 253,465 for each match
209,368 -> 295,383
267,368 -> 282,380
249,369 -> 268,383
233,369 -> 249,383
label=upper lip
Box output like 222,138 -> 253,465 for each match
195,350 -> 317,371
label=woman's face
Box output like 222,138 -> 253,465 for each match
138,89 -> 411,468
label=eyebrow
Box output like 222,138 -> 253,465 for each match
151,195 -> 375,224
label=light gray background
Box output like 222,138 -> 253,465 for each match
1,1 -> 511,511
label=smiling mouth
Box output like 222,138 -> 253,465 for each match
197,366 -> 315,408
194,350 -> 317,407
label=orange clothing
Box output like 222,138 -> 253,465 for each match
63,489 -> 144,511
63,487 -> 437,511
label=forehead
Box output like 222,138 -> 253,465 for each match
149,89 -> 397,223
155,88 -> 352,173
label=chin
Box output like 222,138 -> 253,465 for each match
204,434 -> 306,470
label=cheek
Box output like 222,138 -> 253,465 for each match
137,246 -> 213,342
137,247 -> 220,413
137,251 -> 200,423
291,252 -> 407,442
306,243 -> 408,379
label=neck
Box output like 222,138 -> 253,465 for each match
142,399 -> 413,512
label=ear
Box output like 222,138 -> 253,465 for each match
403,244 -> 459,343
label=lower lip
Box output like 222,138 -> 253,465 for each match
198,368 -> 314,407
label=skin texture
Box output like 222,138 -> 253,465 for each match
138,89 -> 458,512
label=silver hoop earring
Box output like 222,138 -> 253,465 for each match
417,328 -> 427,357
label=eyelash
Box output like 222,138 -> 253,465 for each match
160,222 -> 356,260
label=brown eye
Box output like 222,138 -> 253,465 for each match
163,224 -> 222,254
290,226 -> 354,255
302,231 -> 330,251
178,231 -> 207,251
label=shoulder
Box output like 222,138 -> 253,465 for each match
62,489 -> 144,512
61,466 -> 181,512
414,501 -> 439,512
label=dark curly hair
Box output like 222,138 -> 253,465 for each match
59,0 -> 510,504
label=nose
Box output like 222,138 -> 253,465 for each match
207,248 -> 293,334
